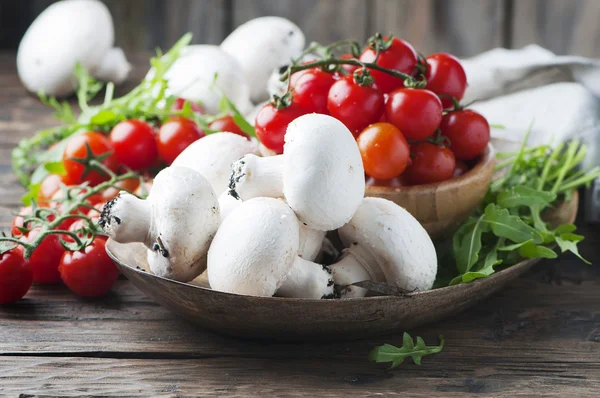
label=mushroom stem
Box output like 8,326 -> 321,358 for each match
99,193 -> 153,246
329,248 -> 373,298
277,257 -> 334,299
230,154 -> 284,200
93,47 -> 131,84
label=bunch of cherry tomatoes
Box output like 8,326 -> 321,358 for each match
255,36 -> 490,186
1,100 -> 248,304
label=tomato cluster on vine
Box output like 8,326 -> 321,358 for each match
1,99 -> 250,304
255,35 -> 490,187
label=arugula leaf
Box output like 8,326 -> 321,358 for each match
218,96 -> 257,138
518,241 -> 557,259
556,233 -> 590,264
369,333 -> 444,368
38,91 -> 76,123
483,204 -> 543,244
497,186 -> 556,209
43,161 -> 66,175
455,215 -> 487,274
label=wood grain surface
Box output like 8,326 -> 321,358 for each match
1,54 -> 600,396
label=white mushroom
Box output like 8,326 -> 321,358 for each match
99,166 -> 220,282
161,45 -> 252,114
208,197 -> 333,299
331,197 -> 438,298
17,0 -> 130,97
217,191 -> 241,222
230,113 -> 365,231
298,224 -> 325,262
221,17 -> 305,102
172,132 -> 258,196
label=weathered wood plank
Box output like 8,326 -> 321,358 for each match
371,0 -> 506,57
511,0 -> 600,57
231,0 -> 369,44
1,354 -> 599,397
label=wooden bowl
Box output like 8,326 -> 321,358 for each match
365,143 -> 495,240
106,192 -> 577,341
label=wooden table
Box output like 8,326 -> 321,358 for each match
1,53 -> 600,397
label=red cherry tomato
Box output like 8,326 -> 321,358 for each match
12,206 -> 33,237
327,75 -> 385,136
59,237 -> 119,297
357,122 -> 410,180
339,53 -> 359,75
0,247 -> 32,304
255,102 -> 308,154
38,174 -> 69,206
156,117 -> 205,165
385,88 -> 443,140
359,37 -> 418,93
91,177 -> 140,204
453,160 -> 470,177
440,109 -> 490,161
49,187 -> 95,230
63,132 -> 119,186
172,98 -> 204,114
209,115 -> 249,138
426,53 -> 468,109
20,228 -> 66,284
109,120 -> 158,171
405,142 -> 456,185
291,69 -> 336,114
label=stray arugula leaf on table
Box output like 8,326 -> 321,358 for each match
370,333 -> 444,368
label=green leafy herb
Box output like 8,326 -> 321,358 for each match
218,96 -> 257,138
440,138 -> 600,286
369,333 -> 444,368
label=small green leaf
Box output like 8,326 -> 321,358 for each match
456,215 -> 488,274
556,233 -> 590,264
219,96 -> 256,138
498,240 -> 532,251
483,204 -> 543,244
518,241 -> 557,259
497,186 -> 556,209
21,183 -> 41,206
369,333 -> 444,369
90,110 -> 118,125
553,224 -> 577,235
43,161 -> 66,175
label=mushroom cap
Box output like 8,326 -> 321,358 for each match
221,17 -> 305,102
208,197 -> 300,297
338,197 -> 437,291
163,45 -> 252,114
147,166 -> 220,282
17,0 -> 114,96
172,132 -> 258,196
283,113 -> 365,231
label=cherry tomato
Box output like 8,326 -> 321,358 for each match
405,142 -> 456,185
359,37 -> 418,93
327,75 -> 385,136
156,118 -> 205,165
209,115 -> 249,138
134,180 -> 153,198
59,238 -> 119,297
12,206 -> 33,237
20,228 -> 66,284
92,178 -> 140,204
172,98 -> 204,114
0,247 -> 32,304
255,102 -> 308,154
38,174 -> 69,206
109,120 -> 158,171
63,132 -> 119,186
440,109 -> 490,161
385,88 -> 443,140
453,160 -> 469,177
339,53 -> 359,75
50,187 -> 95,230
292,69 -> 336,114
357,122 -> 410,180
426,53 -> 467,109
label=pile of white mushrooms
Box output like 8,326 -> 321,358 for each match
100,113 -> 438,299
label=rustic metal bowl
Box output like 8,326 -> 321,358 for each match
106,192 -> 577,341
365,143 -> 496,240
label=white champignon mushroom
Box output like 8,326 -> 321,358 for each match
298,224 -> 325,262
172,132 -> 258,196
99,166 -> 220,282
17,0 -> 130,97
208,197 -> 334,299
217,191 -> 241,222
330,197 -> 438,298
229,113 -> 365,231
161,45 -> 252,114
221,17 -> 305,103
